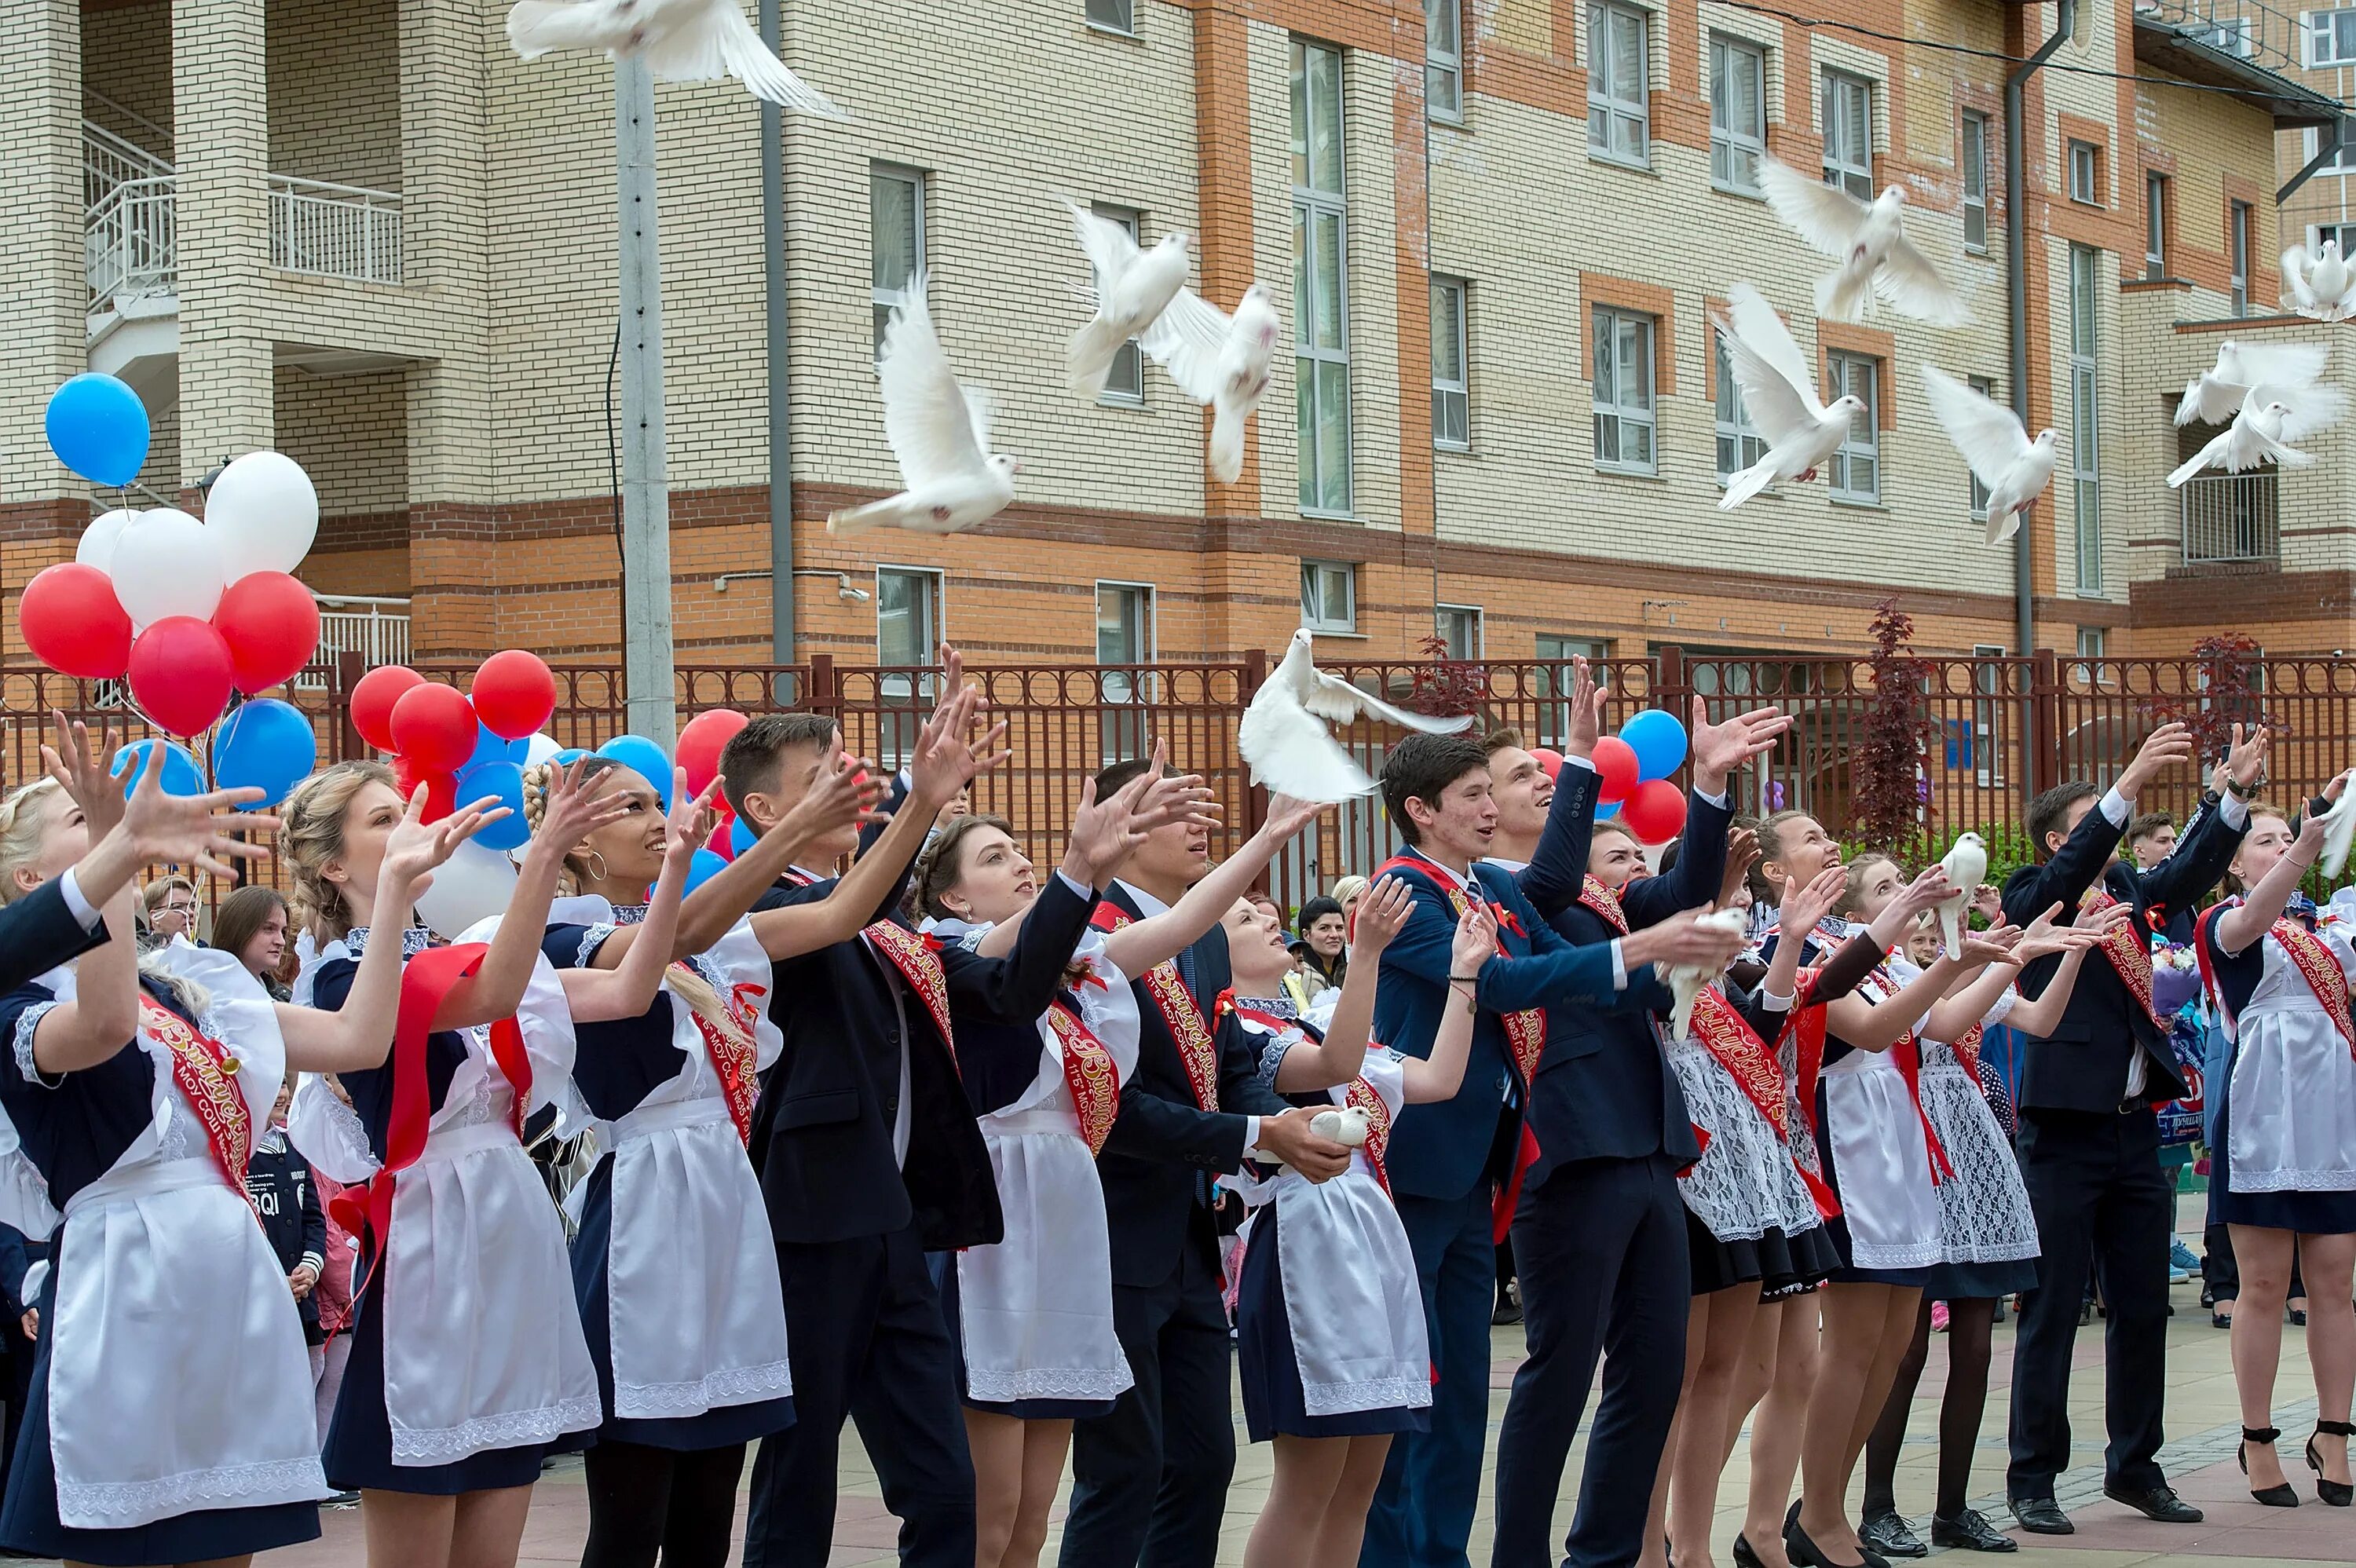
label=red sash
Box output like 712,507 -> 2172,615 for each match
140,994 -> 253,1201
1344,1074 -> 1393,1196
681,969 -> 766,1146
2196,904 -> 2356,1058
2085,890 -> 2164,1030
1947,1022 -> 1985,1084
1044,1000 -> 1121,1154
1688,988 -> 1840,1219
1778,966 -> 1831,1141
1577,875 -> 1630,934
1888,1033 -> 1955,1185
1373,854 -> 1546,1088
864,920 -> 955,1064
1092,903 -> 1220,1112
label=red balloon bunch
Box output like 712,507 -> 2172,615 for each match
677,708 -> 749,862
351,651 -> 558,823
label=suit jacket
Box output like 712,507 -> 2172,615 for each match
1373,851 -> 1622,1202
2001,791 -> 2245,1113
0,880 -> 108,995
1516,764 -> 1724,1179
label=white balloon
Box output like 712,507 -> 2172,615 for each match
415,838 -> 518,941
107,508 -> 225,624
75,508 -> 139,572
521,733 -> 564,768
205,451 -> 319,582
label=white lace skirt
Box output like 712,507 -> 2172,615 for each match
1668,1040 -> 1823,1242
1917,1063 -> 2039,1263
1821,1061 -> 1943,1274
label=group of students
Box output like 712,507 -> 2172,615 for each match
0,641 -> 2351,1568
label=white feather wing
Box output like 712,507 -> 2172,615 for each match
1139,287 -> 1235,404
1302,668 -> 1474,734
876,283 -> 990,488
2259,381 -> 2347,442
1714,318 -> 1819,446
1922,364 -> 2030,485
1069,202 -> 1141,289
1873,233 -> 1973,326
2231,341 -> 2329,389
642,0 -> 847,115
1759,158 -> 1870,259
1238,690 -> 1376,801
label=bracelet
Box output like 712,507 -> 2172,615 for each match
1447,974 -> 1482,985
2227,774 -> 2262,799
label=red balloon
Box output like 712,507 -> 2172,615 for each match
213,571 -> 320,695
1591,736 -> 1641,804
390,682 -> 478,774
351,665 -> 424,752
126,617 -> 236,736
19,563 -> 132,678
708,799 -> 737,863
392,755 -> 457,824
1528,746 -> 1565,782
677,707 -> 749,798
1619,778 -> 1688,845
472,649 -> 558,740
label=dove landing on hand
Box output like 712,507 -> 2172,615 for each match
2175,338 -> 2332,428
1758,158 -> 1971,327
1665,907 -> 1751,1044
1066,203 -> 1191,399
827,277 -> 1019,536
506,0 -> 848,115
1921,366 -> 2056,545
1238,630 -> 1474,802
1140,283 -> 1280,483
2283,242 -> 2356,323
1935,832 -> 1987,962
1310,1106 -> 1370,1148
2166,384 -> 2343,488
1713,283 -> 1867,510
2316,770 -> 2356,879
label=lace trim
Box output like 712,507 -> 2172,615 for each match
346,926 -> 434,960
2231,1164 -> 2356,1193
576,923 -> 618,969
964,1363 -> 1133,1403
1301,1373 -> 1430,1417
615,1358 -> 794,1418
55,1453 -> 326,1522
611,905 -> 650,927
13,1001 -> 61,1087
1238,994 -> 1297,1019
1253,1034 -> 1294,1089
389,1392 -> 602,1464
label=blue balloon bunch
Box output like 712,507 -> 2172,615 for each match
456,725 -> 529,850
112,739 -> 204,799
1619,709 -> 1688,781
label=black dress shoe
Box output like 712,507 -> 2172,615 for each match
2240,1426 -> 2299,1507
1930,1509 -> 2018,1552
2307,1419 -> 2354,1506
1860,1511 -> 1926,1559
2102,1481 -> 2204,1522
2009,1497 -> 2073,1534
1731,1534 -> 1767,1568
1783,1514 -> 1871,1568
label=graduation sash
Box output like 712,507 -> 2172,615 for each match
681,969 -> 766,1145
2083,889 -> 2164,1030
140,994 -> 253,1201
1688,987 -> 1839,1218
1044,999 -> 1121,1154
1373,853 -> 1546,1088
1946,1022 -> 1985,1084
1344,1073 -> 1393,1197
1091,903 -> 1220,1112
1577,875 -> 1630,934
2195,903 -> 2356,1058
864,919 -> 956,1063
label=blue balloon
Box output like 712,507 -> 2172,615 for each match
112,738 -> 203,799
1597,798 -> 1622,821
46,374 -> 151,488
594,735 -> 674,810
454,760 -> 529,851
209,700 -> 316,809
554,747 -> 587,767
682,847 -> 729,897
1619,708 -> 1689,783
464,723 -> 514,774
730,814 -> 758,857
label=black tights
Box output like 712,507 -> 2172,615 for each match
1861,1296 -> 1997,1521
581,1439 -> 748,1568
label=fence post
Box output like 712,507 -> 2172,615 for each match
334,652 -> 365,761
2030,648 -> 2061,802
807,653 -> 837,721
1241,649 -> 1268,840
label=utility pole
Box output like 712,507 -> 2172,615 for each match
616,59 -> 677,747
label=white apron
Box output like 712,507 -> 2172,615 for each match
1879,957 -> 2040,1265
1666,1030 -> 1823,1243
1819,969 -> 1943,1272
2222,923 -> 2356,1193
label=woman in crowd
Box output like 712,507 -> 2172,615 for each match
1284,894 -> 1350,1014
214,883 -> 295,1000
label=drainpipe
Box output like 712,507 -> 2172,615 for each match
759,0 -> 795,667
2007,0 -> 2072,768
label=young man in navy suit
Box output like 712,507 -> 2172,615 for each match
1359,733 -> 1749,1568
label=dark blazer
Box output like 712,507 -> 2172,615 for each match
246,1132 -> 326,1341
0,879 -> 108,995
1516,765 -> 1726,1179
1373,853 -> 1624,1202
1094,883 -> 1290,1288
2001,790 -> 2245,1113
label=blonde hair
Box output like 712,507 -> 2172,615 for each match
1836,853 -> 1901,918
282,761 -> 398,941
1330,875 -> 1370,908
0,779 -> 65,907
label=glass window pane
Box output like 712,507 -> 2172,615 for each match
1612,11 -> 1643,100
1314,211 -> 1345,349
1290,44 -> 1310,187
1431,283 -> 1462,380
1297,365 -> 1317,509
1292,204 -> 1312,347
1309,45 -> 1344,192
1317,360 -> 1352,510
870,175 -> 915,293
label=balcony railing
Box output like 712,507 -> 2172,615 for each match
86,174 -> 177,310
2137,0 -> 2307,75
2179,471 -> 2280,565
303,596 -> 412,687
269,176 -> 403,285
83,120 -> 170,211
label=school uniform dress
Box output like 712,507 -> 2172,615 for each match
0,952 -> 325,1564
1810,961 -> 1948,1285
541,897 -> 796,1448
2200,905 -> 2356,1234
290,924 -> 599,1493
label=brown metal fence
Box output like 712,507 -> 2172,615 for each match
7,648 -> 2353,918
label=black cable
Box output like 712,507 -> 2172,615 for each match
605,315 -> 625,636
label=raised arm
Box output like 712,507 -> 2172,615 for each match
1399,901 -> 1493,1104
1271,876 -> 1408,1091
671,747 -> 888,956
2144,722 -> 2267,917
1997,905 -> 2125,1036
2006,722 -> 2193,927
561,773 -> 719,1022
1758,865 -> 1849,1004
1522,657 -> 1605,916
42,711 -> 274,909
2215,780 -> 2335,953
1824,927 -> 2020,1052
24,886 -> 140,1076
1099,788 -> 1313,978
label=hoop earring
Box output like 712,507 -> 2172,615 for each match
583,850 -> 609,883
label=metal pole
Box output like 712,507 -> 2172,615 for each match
616,59 -> 677,746
759,0 -> 796,669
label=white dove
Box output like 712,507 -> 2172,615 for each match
1713,283 -> 1867,510
2316,770 -> 2356,879
1758,157 -> 1971,326
1310,1106 -> 1370,1148
1140,283 -> 1281,482
1935,832 -> 1987,962
1238,629 -> 1474,802
505,0 -> 847,115
2175,338 -> 2332,427
827,278 -> 1019,536
2282,242 -> 2356,323
1066,204 -> 1192,399
2166,385 -> 2342,488
1920,366 -> 2056,545
1664,907 -> 1751,1044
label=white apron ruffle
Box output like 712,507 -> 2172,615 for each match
1822,1048 -> 1944,1271
1667,1036 -> 1822,1242
2225,925 -> 2356,1193
1918,1049 -> 2040,1264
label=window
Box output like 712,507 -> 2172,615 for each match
1714,327 -> 1767,481
1535,635 -> 1610,747
2069,245 -> 2102,594
1426,0 -> 1462,122
2230,200 -> 2251,316
1301,560 -> 1357,634
1709,36 -> 1765,195
1097,582 -> 1154,762
2073,627 -> 2106,685
1970,645 -> 2005,788
1966,374 -> 1999,518
2310,7 -> 2356,65
2145,173 -> 2167,279
1085,0 -> 1134,33
1431,276 -> 1469,450
1586,2 -> 1650,167
2200,16 -> 2255,56
1590,306 -> 1656,473
2301,127 -> 2356,174
869,166 -> 925,356
1092,205 -> 1147,404
1292,39 -> 1353,515
1826,352 -> 1879,503
1436,605 -> 1482,660
876,566 -> 943,766
1821,71 -> 1873,201
1960,111 -> 1988,253
2316,222 -> 2356,255
2067,140 -> 2099,205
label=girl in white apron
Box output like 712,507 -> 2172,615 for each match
1224,879 -> 1491,1568
2197,788 -> 2356,1508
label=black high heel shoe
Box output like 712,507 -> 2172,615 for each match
1732,1536 -> 1768,1568
2240,1426 -> 2300,1507
1784,1508 -> 1872,1568
2307,1419 -> 2354,1506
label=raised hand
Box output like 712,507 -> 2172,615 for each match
911,679 -> 1013,810
1955,924 -> 2025,966
1450,897 -> 1498,978
1349,875 -> 1415,957
2120,721 -> 2195,796
779,748 -> 890,845
1259,791 -> 1329,843
1719,826 -> 1761,910
1970,882 -> 2004,926
1623,906 -> 1747,972
1689,698 -> 1791,794
1063,774 -> 1148,886
1781,864 -> 1849,936
1891,864 -> 1955,923
115,758 -> 273,879
665,769 -> 723,867
1564,656 -> 1606,760
380,785 -> 508,896
1129,742 -> 1222,836
42,712 -> 126,839
2224,720 -> 2271,791
534,755 -> 632,854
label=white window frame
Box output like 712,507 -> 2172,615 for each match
1091,203 -> 1147,406
1425,0 -> 1463,123
1096,579 -> 1156,761
1436,604 -> 1483,660
1301,560 -> 1358,634
1709,35 -> 1765,196
1586,2 -> 1651,169
1714,327 -> 1767,483
1960,110 -> 1988,254
2302,126 -> 2356,175
1967,374 -> 1999,519
869,165 -> 925,358
1821,71 -> 1873,202
1431,275 -> 1470,451
2146,172 -> 2167,279
2067,139 -> 2100,206
2074,627 -> 2106,686
2069,244 -> 2102,594
2201,16 -> 2255,56
1293,38 -> 1354,517
1590,305 -> 1657,476
1970,643 -> 2005,788
2310,7 -> 2356,65
2230,200 -> 2251,316
2314,221 -> 2356,255
1826,352 -> 1880,504
876,565 -> 945,766
1085,0 -> 1135,35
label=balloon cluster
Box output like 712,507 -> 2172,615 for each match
349,652 -> 562,850
674,707 -> 749,894
1593,710 -> 1691,844
20,376 -> 324,736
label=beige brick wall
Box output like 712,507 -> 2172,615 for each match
82,0 -> 174,153
269,0 -> 403,189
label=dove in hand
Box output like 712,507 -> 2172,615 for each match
1140,283 -> 1280,482
1920,366 -> 2055,545
2166,384 -> 2342,488
828,277 -> 1019,536
1066,203 -> 1192,399
2282,242 -> 2356,322
1758,157 -> 1970,326
1238,630 -> 1474,803
1310,1105 -> 1370,1148
1935,832 -> 1987,962
1664,906 -> 1751,1043
2317,770 -> 2356,879
1712,283 -> 1867,510
505,0 -> 847,115
2174,338 -> 2332,427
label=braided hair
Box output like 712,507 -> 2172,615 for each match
520,755 -> 622,896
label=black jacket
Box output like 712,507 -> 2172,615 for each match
0,880 -> 108,995
245,1131 -> 325,1343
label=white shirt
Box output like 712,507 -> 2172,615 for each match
1113,878 -> 1260,1168
2098,785 -> 2250,1098
57,868 -> 99,930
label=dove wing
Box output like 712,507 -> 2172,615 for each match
1068,201 -> 1142,289
2283,247 -> 2320,311
1758,157 -> 1870,260
1139,287 -> 1235,403
1872,232 -> 1974,326
2175,375 -> 2244,428
2233,342 -> 2329,390
2166,429 -> 2233,488
2323,784 -> 2356,879
1716,318 -> 1821,445
1721,284 -> 1815,404
507,0 -> 610,56
1922,364 -> 2031,484
1237,689 -> 1377,802
2259,381 -> 2347,442
1303,668 -> 1476,734
636,1 -> 847,114
876,284 -> 990,488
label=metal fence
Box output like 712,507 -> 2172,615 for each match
2179,472 -> 2279,565
268,176 -> 404,286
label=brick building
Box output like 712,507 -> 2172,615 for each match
5,0 -> 2352,680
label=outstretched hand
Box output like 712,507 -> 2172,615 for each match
2120,721 -> 2196,796
1719,827 -> 1761,911
1563,657 -> 1606,759
381,785 -> 508,897
909,649 -> 1012,809
1891,864 -> 1955,923
1349,875 -> 1415,958
2224,721 -> 2271,791
111,751 -> 273,880
1128,740 -> 1222,837
533,755 -> 632,857
42,712 -> 126,840
777,748 -> 891,846
1780,864 -> 1848,937
1449,897 -> 1498,979
1689,698 -> 1790,794
664,769 -> 723,867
